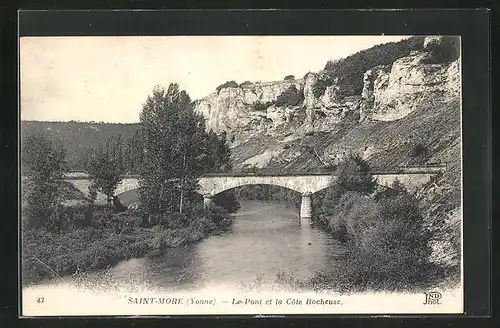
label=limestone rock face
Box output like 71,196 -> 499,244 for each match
321,84 -> 341,108
360,38 -> 460,122
303,73 -> 319,109
195,73 -> 358,145
193,35 -> 460,170
195,80 -> 303,141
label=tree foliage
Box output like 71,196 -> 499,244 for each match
87,138 -> 124,205
275,85 -> 304,107
21,121 -> 139,172
138,84 -> 233,217
333,191 -> 436,292
335,153 -> 376,196
239,81 -> 253,87
313,154 -> 376,227
308,151 -> 441,291
123,129 -> 144,174
22,132 -> 66,230
252,101 -> 273,112
203,130 -> 232,172
216,80 -> 239,93
422,36 -> 460,64
312,75 -> 334,98
22,132 -> 66,182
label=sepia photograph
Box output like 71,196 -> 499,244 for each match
20,34 -> 463,316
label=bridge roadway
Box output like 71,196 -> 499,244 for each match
62,166 -> 444,224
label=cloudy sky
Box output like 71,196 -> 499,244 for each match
20,35 -> 407,123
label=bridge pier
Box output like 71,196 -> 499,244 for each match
203,194 -> 213,208
300,192 -> 312,225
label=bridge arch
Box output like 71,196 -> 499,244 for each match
198,175 -> 333,197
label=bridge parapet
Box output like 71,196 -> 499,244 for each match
59,168 -> 441,204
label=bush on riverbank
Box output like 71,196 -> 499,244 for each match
309,189 -> 445,293
309,154 -> 446,292
322,191 -> 380,243
22,203 -> 232,285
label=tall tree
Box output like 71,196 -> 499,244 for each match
22,132 -> 66,225
87,141 -> 124,205
22,132 -> 66,183
138,84 -> 208,215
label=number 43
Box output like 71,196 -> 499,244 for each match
36,297 -> 44,303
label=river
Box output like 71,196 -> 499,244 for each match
27,199 -> 345,293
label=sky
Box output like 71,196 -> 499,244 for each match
20,35 -> 408,123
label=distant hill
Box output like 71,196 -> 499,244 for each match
21,121 -> 140,172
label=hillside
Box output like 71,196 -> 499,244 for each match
21,121 -> 140,172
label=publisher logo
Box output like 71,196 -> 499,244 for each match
423,291 -> 442,305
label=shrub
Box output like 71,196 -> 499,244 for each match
112,211 -> 144,228
22,226 -> 149,284
23,180 -> 63,231
90,206 -> 115,228
275,85 -> 304,107
409,143 -> 430,164
216,80 -> 239,93
252,101 -> 272,112
312,77 -> 333,98
284,75 -> 295,81
204,204 -> 232,229
61,203 -> 95,230
326,190 -> 441,292
151,211 -> 190,229
335,153 -> 376,196
240,81 -> 253,87
328,192 -> 380,243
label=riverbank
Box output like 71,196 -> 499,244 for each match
23,199 -> 345,293
308,185 -> 459,293
22,204 -> 233,285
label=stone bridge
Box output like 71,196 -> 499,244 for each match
62,166 -> 444,224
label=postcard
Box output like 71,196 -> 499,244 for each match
20,34 -> 463,316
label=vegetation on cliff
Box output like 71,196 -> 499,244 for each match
323,36 -> 427,97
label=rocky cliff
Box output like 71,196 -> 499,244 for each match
194,36 -> 461,173
360,38 -> 460,122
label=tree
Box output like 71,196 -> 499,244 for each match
124,129 -> 144,174
87,141 -> 124,205
22,132 -> 66,226
334,153 -> 376,196
138,84 -> 209,216
275,85 -> 303,107
203,130 -> 232,173
313,154 -> 376,226
22,132 -> 66,183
